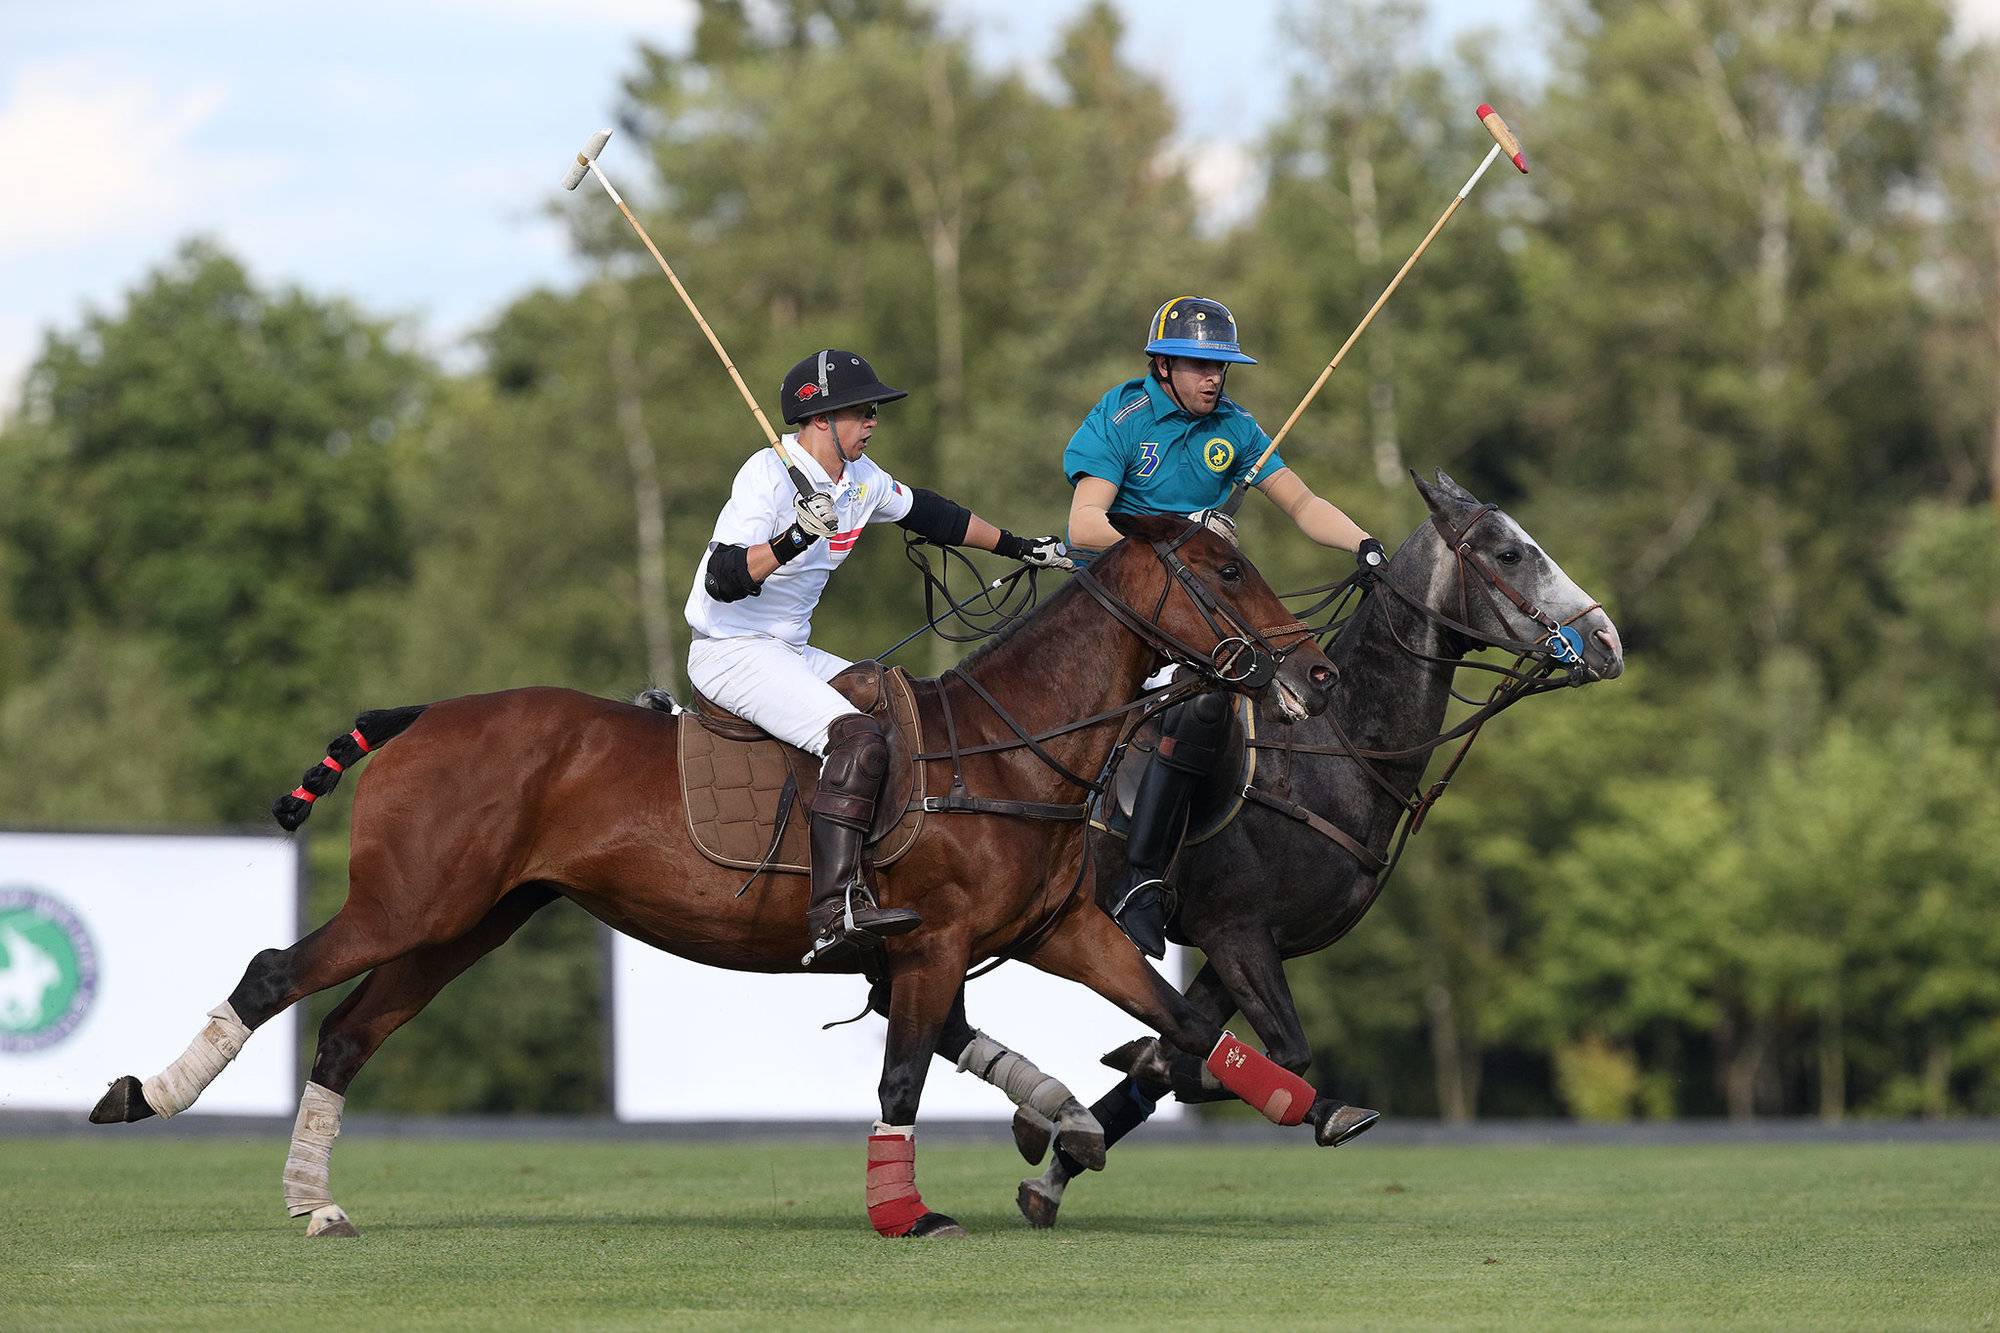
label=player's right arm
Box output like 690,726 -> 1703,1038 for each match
1066,476 -> 1123,552
702,454 -> 830,602
1062,404 -> 1128,554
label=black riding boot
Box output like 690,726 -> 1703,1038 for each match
1110,691 -> 1231,958
803,714 -> 922,968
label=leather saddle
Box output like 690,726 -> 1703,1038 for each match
1089,693 -> 1258,851
674,661 -> 925,875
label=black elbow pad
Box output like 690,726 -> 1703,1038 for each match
703,543 -> 760,602
897,487 -> 972,545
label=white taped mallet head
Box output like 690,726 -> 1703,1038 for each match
563,128 -> 613,191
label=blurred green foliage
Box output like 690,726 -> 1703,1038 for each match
5,0 -> 1999,1118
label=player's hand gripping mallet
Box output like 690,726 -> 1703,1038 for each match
1222,103 -> 1529,513
563,129 -> 816,495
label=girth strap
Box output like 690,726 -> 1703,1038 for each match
1240,785 -> 1387,873
915,792 -> 1088,820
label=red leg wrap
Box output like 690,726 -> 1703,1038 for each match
1206,1031 -> 1313,1126
865,1134 -> 929,1237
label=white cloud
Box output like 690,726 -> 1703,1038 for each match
1180,139 -> 1264,235
1962,0 -> 2000,39
0,58 -> 281,254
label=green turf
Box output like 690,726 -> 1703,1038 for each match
3,1136 -> 1995,1329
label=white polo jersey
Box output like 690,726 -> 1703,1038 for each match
685,438 -> 915,649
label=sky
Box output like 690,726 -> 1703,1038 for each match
1,0 -> 1992,413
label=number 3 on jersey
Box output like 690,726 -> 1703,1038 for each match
1134,441 -> 1161,479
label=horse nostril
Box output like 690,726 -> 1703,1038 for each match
1309,664 -> 1332,689
1595,626 -> 1622,656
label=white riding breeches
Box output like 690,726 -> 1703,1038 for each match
686,634 -> 858,757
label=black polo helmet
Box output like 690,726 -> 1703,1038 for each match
779,349 -> 908,425
1144,296 -> 1257,364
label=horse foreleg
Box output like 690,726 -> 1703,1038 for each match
932,985 -> 1104,1173
1012,962 -> 1238,1227
281,885 -> 559,1238
869,946 -> 973,1239
1023,906 -> 1367,1141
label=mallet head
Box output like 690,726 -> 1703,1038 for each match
1476,104 -> 1528,174
562,128 -> 613,191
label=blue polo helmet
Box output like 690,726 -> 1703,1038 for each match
1144,296 -> 1257,365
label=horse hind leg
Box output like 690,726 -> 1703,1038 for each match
283,884 -> 559,1238
89,906 -> 424,1126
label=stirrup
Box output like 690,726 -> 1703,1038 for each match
801,882 -> 896,968
1111,877 -> 1168,919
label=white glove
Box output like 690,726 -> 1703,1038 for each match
794,491 -> 838,540
1192,509 -> 1239,547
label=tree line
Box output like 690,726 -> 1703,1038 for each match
4,0 -> 1997,1118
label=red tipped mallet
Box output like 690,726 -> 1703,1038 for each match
1224,102 -> 1531,505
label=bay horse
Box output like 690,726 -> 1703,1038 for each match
1015,473 -> 1627,1225
89,515 -> 1363,1239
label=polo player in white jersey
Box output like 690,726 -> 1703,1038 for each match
686,349 -> 1069,968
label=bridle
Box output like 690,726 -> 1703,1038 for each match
1242,503 -> 1610,912
1071,524 -> 1316,691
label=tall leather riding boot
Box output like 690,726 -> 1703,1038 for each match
1111,691 -> 1231,959
804,714 -> 922,968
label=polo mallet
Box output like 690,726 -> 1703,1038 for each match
563,128 -> 816,498
1221,103 -> 1529,515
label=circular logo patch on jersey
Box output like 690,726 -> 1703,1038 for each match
0,887 -> 98,1052
1203,437 -> 1236,474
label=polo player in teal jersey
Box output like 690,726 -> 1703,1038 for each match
1065,296 -> 1385,956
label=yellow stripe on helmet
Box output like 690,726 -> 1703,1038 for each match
1155,295 -> 1201,342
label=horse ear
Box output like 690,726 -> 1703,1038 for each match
1410,469 -> 1445,516
1432,469 -> 1479,505
1108,512 -> 1182,543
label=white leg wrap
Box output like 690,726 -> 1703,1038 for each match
140,1002 -> 250,1118
958,1031 -> 1074,1119
872,1120 -> 914,1138
283,1082 -> 345,1217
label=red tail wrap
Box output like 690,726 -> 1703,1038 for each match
349,729 -> 371,753
865,1134 -> 928,1236
1206,1031 -> 1313,1126
289,787 -> 317,804
321,755 -> 345,774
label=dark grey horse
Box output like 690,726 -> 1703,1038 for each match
1015,471 -> 1625,1226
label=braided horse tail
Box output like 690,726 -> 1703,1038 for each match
270,705 -> 430,831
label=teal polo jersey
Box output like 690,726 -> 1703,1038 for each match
1062,375 -> 1284,556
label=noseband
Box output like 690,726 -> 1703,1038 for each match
1071,526 -> 1313,691
1429,505 -> 1601,673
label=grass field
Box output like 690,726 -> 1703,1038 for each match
4,1135 -> 1996,1329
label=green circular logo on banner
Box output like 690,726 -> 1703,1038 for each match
0,888 -> 98,1053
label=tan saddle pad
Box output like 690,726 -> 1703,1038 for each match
678,661 -> 925,874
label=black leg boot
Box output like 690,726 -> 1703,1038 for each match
1110,691 -> 1231,958
804,714 -> 921,968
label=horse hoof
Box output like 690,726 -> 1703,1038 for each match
89,1076 -> 156,1124
1053,1111 -> 1106,1172
1099,1036 -> 1154,1075
305,1205 -> 359,1238
1012,1105 -> 1053,1165
1016,1179 -> 1061,1230
904,1211 -> 968,1239
1314,1103 -> 1380,1147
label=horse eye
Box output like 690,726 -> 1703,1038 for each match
1219,562 -> 1242,582
1498,547 -> 1523,566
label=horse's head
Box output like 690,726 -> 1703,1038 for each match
1089,514 -> 1335,720
1403,470 -> 1624,682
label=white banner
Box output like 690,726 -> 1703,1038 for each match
612,931 -> 1185,1122
0,831 -> 300,1116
